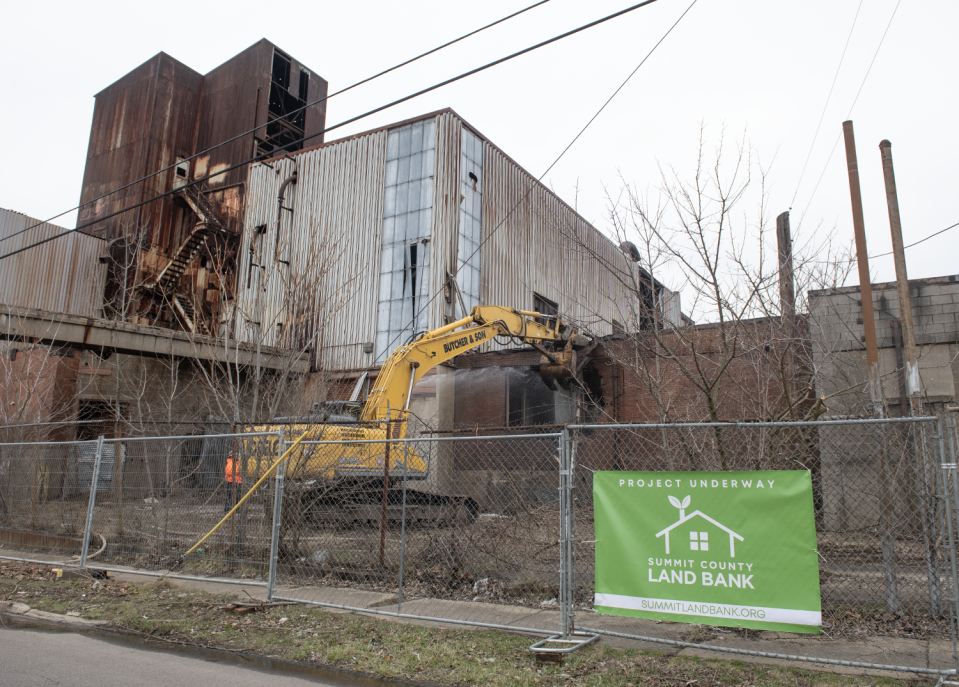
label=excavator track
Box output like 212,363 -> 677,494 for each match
299,481 -> 478,529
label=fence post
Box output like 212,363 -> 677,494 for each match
559,427 -> 571,639
398,432 -> 410,613
937,415 -> 959,678
80,436 -> 105,568
568,428 -> 579,636
266,429 -> 286,602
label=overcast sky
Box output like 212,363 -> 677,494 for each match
1,0 -> 955,315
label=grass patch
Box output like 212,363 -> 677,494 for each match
0,561 -> 933,686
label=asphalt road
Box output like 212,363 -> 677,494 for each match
0,627 -> 379,687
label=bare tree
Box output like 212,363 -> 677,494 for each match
559,126 -> 858,442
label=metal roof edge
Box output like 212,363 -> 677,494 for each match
808,275 -> 959,300
258,108 -> 654,289
93,52 -> 201,98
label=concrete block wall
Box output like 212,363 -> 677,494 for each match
809,275 -> 959,413
810,276 -> 959,355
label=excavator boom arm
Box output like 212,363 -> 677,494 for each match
360,306 -> 567,422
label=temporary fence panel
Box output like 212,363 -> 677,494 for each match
269,432 -> 567,635
0,439 -> 98,558
568,418 -> 957,677
940,414 -> 959,679
2,418 -> 959,677
81,432 -> 283,582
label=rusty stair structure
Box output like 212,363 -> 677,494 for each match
142,184 -> 235,336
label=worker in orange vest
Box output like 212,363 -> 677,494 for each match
224,450 -> 242,513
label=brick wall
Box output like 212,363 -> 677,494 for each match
597,316 -> 812,423
0,347 -> 79,441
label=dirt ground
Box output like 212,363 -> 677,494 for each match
0,560 -> 937,687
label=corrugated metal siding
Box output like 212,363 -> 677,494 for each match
430,112 -> 463,329
0,208 -> 106,318
237,110 -> 634,371
236,129 -> 389,371
478,142 -> 627,350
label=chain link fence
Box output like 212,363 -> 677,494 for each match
570,417 -> 958,676
2,417 -> 959,676
269,430 -> 566,634
85,432 -> 282,582
0,440 -> 97,557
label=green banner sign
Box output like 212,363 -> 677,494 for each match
594,470 -> 821,634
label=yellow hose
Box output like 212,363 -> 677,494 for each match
183,430 -> 309,557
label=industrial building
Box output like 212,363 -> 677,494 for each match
0,40 -> 684,436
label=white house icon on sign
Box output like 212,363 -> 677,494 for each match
656,495 -> 744,557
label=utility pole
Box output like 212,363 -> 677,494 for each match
842,121 -> 883,416
776,211 -> 796,317
879,139 -> 920,414
777,211 -> 797,415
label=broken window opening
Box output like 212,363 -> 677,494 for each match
246,241 -> 261,290
262,50 -> 306,155
271,49 -> 291,90
77,400 -> 129,440
639,281 -> 658,331
533,293 -> 558,327
507,367 -> 556,427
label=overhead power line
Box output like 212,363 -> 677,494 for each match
799,0 -> 902,221
789,0 -> 863,210
0,0 -> 553,245
2,0 -> 661,263
870,220 -> 959,259
380,0 -> 700,357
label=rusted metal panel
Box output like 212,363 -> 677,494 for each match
77,40 -> 327,334
194,40 -> 272,194
77,53 -> 203,246
0,208 -> 106,318
196,39 -> 328,192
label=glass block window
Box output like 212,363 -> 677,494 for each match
375,119 -> 436,362
456,128 -> 483,318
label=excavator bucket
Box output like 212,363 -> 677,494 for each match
538,344 -> 577,389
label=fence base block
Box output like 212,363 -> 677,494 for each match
529,632 -> 599,656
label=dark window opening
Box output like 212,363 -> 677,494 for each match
580,360 -> 606,423
271,50 -> 291,90
533,293 -> 558,326
77,400 -> 128,440
259,50 -> 307,156
246,243 -> 260,289
176,167 -> 187,178
409,244 -> 418,328
637,280 -> 659,331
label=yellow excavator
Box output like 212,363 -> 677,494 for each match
245,306 -> 590,526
